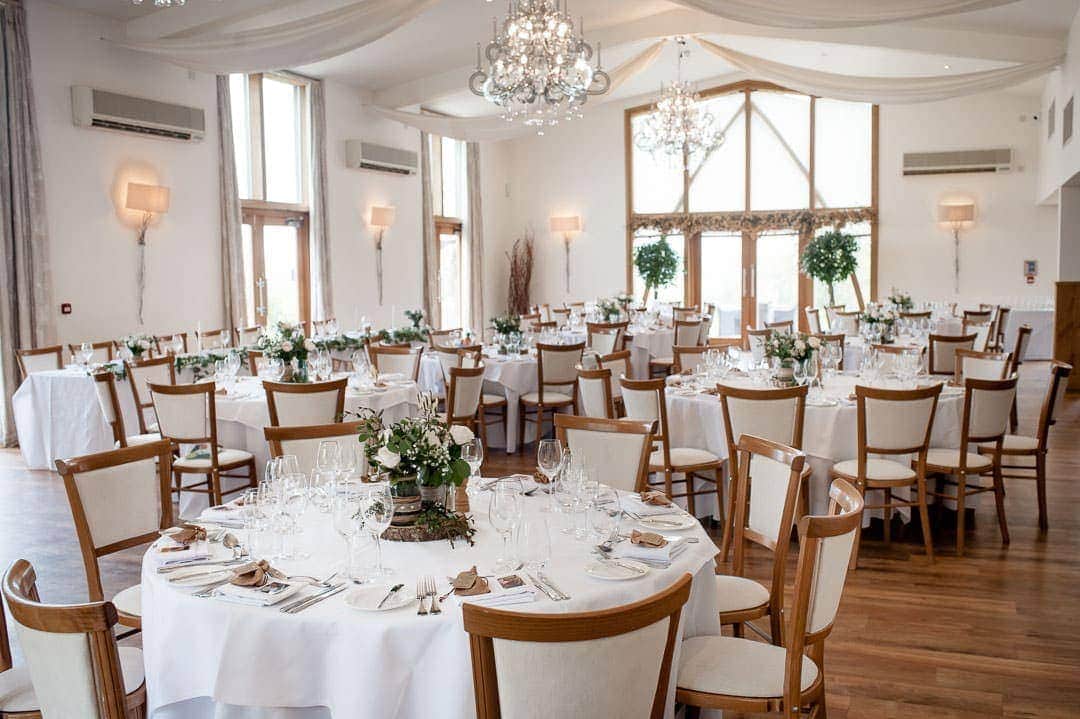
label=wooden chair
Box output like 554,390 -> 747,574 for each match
67,341 -> 113,365
899,310 -> 932,321
529,320 -> 557,333
620,377 -> 722,517
649,319 -> 702,376
429,328 -> 462,347
55,440 -> 174,632
14,346 -> 63,376
804,307 -> 822,335
953,349 -> 1011,383
125,355 -> 176,435
925,376 -> 1016,555
719,435 -> 806,644
697,313 -> 715,344
519,312 -> 541,329
672,345 -> 708,374
0,570 -> 38,717
871,343 -> 923,374
91,371 -> 160,448
812,333 -> 846,371
263,378 -> 347,427
764,320 -> 793,334
234,325 -> 262,347
676,480 -> 864,719
576,367 -> 616,419
518,342 -> 583,452
149,381 -> 257,506
978,361 -> 1072,532
830,384 -> 941,565
587,321 -> 628,354
962,308 -> 993,326
746,327 -> 772,363
717,384 -> 808,563
434,346 -> 505,442
554,414 -> 656,493
2,560 -> 147,719
443,366 -> 486,443
673,306 -> 699,321
831,310 -> 861,336
963,320 -> 994,352
551,307 -> 571,323
154,332 -> 188,354
598,349 -> 633,415
1006,324 -> 1033,431
196,328 -> 230,349
536,304 -> 552,323
928,333 -> 977,375
264,421 -> 364,475
824,304 -> 846,331
464,573 -> 691,719
991,306 -> 1011,351
368,345 -> 422,381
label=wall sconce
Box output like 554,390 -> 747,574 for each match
125,182 -> 170,325
370,205 -> 396,305
550,215 -> 581,294
938,200 -> 975,295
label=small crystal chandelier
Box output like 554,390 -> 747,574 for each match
469,0 -> 610,132
131,0 -> 186,7
634,38 -> 724,169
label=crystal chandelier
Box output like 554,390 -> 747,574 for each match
634,38 -> 724,169
468,0 -> 610,132
131,0 -> 186,7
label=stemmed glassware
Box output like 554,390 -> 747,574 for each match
536,439 -> 562,513
280,473 -> 309,560
587,484 -> 621,543
461,438 -> 484,485
331,483 -> 364,583
360,482 -> 395,576
489,479 -> 523,572
77,342 -> 94,367
316,441 -> 340,476
516,516 -> 551,572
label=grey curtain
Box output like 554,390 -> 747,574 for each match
465,142 -> 484,334
309,79 -> 333,321
420,131 -> 440,325
216,75 -> 246,332
1,0 -> 54,447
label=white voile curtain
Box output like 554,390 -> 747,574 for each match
671,0 -> 1019,28
420,132 -> 440,325
695,38 -> 1062,104
114,0 -> 440,74
465,142 -> 484,334
216,76 -> 246,333
309,79 -> 334,322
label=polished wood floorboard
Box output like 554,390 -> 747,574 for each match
1,362 -> 1077,717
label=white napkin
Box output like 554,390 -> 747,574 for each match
619,494 -> 682,517
199,503 -> 243,522
453,578 -> 538,608
611,536 -> 688,563
152,538 -> 210,566
212,581 -> 303,607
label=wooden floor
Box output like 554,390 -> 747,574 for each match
2,362 -> 1078,717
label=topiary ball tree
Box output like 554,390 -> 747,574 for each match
634,235 -> 680,302
800,230 -> 859,306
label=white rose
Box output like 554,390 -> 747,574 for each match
808,336 -> 821,349
449,424 -> 474,445
281,341 -> 293,352
423,429 -> 441,447
794,339 -> 806,352
376,446 -> 400,469
304,339 -> 317,351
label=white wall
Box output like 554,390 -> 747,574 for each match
482,88 -> 1059,309
1038,8 -> 1080,204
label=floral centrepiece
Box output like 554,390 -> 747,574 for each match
861,303 -> 899,343
491,314 -> 521,336
255,321 -> 316,381
763,330 -> 820,364
596,298 -> 621,322
120,334 -> 154,359
887,288 -> 914,311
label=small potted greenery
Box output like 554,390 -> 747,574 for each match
596,298 -> 621,322
634,235 -> 680,303
799,230 -> 859,306
887,288 -> 914,311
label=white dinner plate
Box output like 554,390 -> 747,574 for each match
636,513 -> 698,531
584,558 -> 649,581
168,568 -> 235,588
344,585 -> 416,612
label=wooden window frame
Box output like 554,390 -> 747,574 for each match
241,203 -> 311,326
624,80 -> 879,336
435,215 -> 467,328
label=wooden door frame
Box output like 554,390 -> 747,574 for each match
241,202 -> 311,326
435,215 -> 465,328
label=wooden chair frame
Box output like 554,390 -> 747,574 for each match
263,378 -> 348,427
264,421 -> 364,460
832,310 -> 862,335
149,381 -> 256,506
529,320 -> 557,333
953,349 -> 1011,383
672,345 -> 709,374
650,319 -> 702,377
3,560 -> 147,719
554,414 -> 657,493
67,341 -> 114,364
517,342 -> 583,453
575,367 -> 616,419
804,307 -> 822,335
991,306 -> 1011,350
927,333 -> 977,376
1006,324 -> 1032,432
429,328 -> 463,347
586,321 -> 629,351
368,345 -> 422,381
764,320 -> 794,333
154,332 -> 188,355
745,327 -> 773,354
464,573 -> 691,719
125,355 -> 176,435
899,311 -> 931,321
812,333 -> 846,371
55,440 -> 174,631
196,328 -> 230,349
234,325 -> 263,348
14,345 -> 64,377
92,371 -> 129,447
446,365 -> 487,444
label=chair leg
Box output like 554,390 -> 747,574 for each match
719,472 -> 736,563
210,469 -> 223,507
807,641 -> 827,719
769,607 -> 783,647
477,412 -> 488,448
684,472 -> 696,517
992,463 -> 1009,545
955,473 -> 967,557
663,469 -> 674,500
732,622 -> 745,638
1036,452 -> 1048,532
849,479 -> 866,570
917,476 -> 934,564
517,404 -> 527,455
882,493 -> 892,545
713,468 -> 724,536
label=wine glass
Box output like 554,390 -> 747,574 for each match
279,454 -> 300,479
331,485 -> 364,582
338,442 -> 359,481
536,439 -> 562,512
587,484 -> 621,544
268,357 -> 285,381
316,440 -> 341,474
281,473 -> 310,559
516,516 -> 551,572
489,480 -> 523,572
360,482 -> 395,576
461,437 -> 484,486
78,342 -> 94,367
793,360 -> 807,386
171,335 -> 184,355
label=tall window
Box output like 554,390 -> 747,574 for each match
626,82 -> 877,338
430,133 -> 470,330
230,73 -> 312,327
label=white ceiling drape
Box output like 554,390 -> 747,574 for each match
695,38 -> 1061,104
112,0 -> 440,74
670,0 -> 1019,29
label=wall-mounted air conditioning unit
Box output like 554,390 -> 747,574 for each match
71,86 -> 205,141
902,148 -> 1012,176
345,140 -> 418,175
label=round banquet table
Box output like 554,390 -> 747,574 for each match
664,373 -> 966,524
142,485 -> 721,719
625,326 -> 675,378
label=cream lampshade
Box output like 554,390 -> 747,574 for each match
938,200 -> 976,295
370,206 -> 396,306
550,215 -> 582,295
126,183 -> 171,214
370,205 -> 396,228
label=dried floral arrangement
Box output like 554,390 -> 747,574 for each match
506,230 -> 535,316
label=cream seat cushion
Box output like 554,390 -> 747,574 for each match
118,646 -> 146,694
714,575 -> 770,614
0,665 -> 37,712
126,432 -> 162,446
979,434 -> 1038,452
482,393 -> 508,406
831,458 -> 915,482
650,447 -> 721,469
113,584 -> 141,618
520,391 -> 573,405
651,356 -> 674,365
678,636 -> 819,698
925,449 -> 992,472
174,448 -> 253,470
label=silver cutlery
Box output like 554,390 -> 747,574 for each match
426,576 -> 441,615
595,548 -> 671,569
286,571 -> 339,588
168,566 -> 236,583
377,583 -> 404,609
416,578 -> 429,615
526,572 -> 561,601
280,583 -> 346,614
287,584 -> 347,613
592,551 -> 648,575
538,572 -> 570,600
192,578 -> 234,598
157,558 -> 246,573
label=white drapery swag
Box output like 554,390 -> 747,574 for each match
113,0 -> 440,74
670,0 -> 1019,28
694,38 -> 1062,104
465,142 -> 484,334
309,79 -> 334,322
216,76 -> 247,333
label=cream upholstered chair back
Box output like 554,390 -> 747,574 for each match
576,367 -> 614,419
765,320 -> 793,334
447,365 -> 485,419
589,329 -> 620,356
236,325 -> 262,347
16,345 -> 64,375
963,309 -> 993,325
620,378 -> 662,424
673,306 -> 697,321
928,333 -> 976,374
859,384 -> 941,452
537,342 -> 584,388
698,313 -> 715,344
736,437 -> 805,547
68,342 -> 113,365
463,573 -> 691,719
832,311 -> 861,335
672,345 -> 707,374
954,349 -> 1011,382
370,346 -> 422,380
92,370 -> 125,445
263,378 -> 347,426
433,346 -> 464,382
964,377 -> 1017,441
555,415 -> 655,492
804,307 -> 822,335
149,382 -> 213,442
673,319 -> 702,346
265,422 -> 364,475
1035,362 -> 1073,447
746,328 -> 770,363
599,350 -> 632,392
538,304 -> 552,323
719,385 -> 807,456
965,321 -> 993,352
797,479 -> 863,636
126,355 -> 176,434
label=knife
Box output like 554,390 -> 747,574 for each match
280,583 -> 345,614
286,583 -> 348,614
376,583 -> 404,609
157,558 -> 246,573
538,572 -> 570,601
526,572 -> 560,601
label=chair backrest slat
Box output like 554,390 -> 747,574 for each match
263,378 -> 347,427
928,333 -> 976,375
576,367 -> 615,419
15,345 -> 64,376
125,355 -> 176,434
555,415 -> 655,492
265,422 -> 365,476
369,346 -> 422,381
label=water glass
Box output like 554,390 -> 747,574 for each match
332,491 -> 364,582
461,437 -> 484,484
316,440 -> 341,474
361,483 -> 395,576
489,480 -> 523,572
516,516 -> 551,571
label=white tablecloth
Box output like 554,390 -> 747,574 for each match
626,327 -> 675,378
143,486 -> 721,719
1004,309 -> 1054,360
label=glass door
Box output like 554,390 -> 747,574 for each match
436,218 -> 469,330
699,231 -> 745,338
751,229 -> 800,329
242,208 -> 310,327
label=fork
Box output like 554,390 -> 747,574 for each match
427,576 -> 442,615
416,578 -> 429,615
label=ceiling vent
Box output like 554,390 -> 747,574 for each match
71,86 -> 205,141
345,140 -> 418,175
902,148 -> 1012,176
